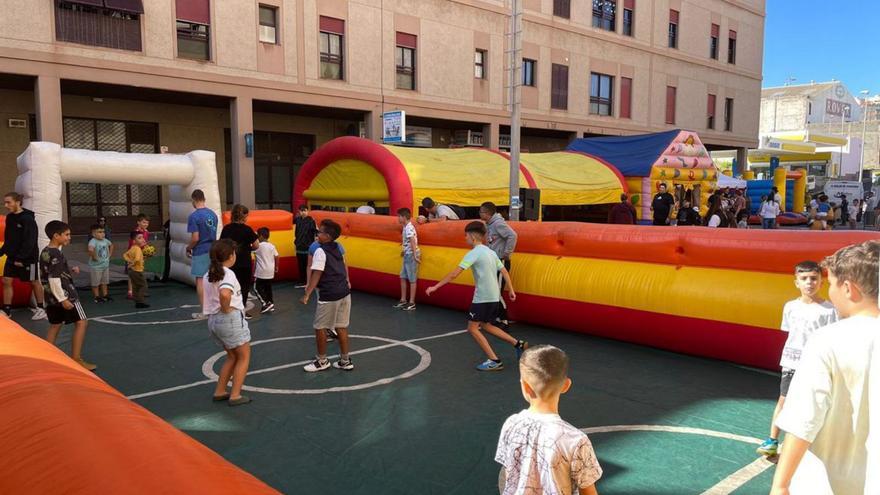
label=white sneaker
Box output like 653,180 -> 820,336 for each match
303,358 -> 331,372
191,312 -> 207,320
31,308 -> 47,320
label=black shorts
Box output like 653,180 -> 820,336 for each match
468,302 -> 501,323
780,369 -> 796,396
46,301 -> 86,325
3,261 -> 37,282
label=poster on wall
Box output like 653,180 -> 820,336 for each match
825,99 -> 852,118
383,111 -> 406,144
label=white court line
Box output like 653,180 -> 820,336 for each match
127,329 -> 467,400
90,304 -> 203,326
701,457 -> 775,495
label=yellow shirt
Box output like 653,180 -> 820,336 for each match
123,245 -> 144,272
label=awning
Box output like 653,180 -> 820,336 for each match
65,0 -> 104,6
104,0 -> 144,13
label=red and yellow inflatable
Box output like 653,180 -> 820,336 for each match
221,209 -> 297,280
0,319 -> 279,494
310,212 -> 878,370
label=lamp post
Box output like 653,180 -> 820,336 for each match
859,90 -> 870,183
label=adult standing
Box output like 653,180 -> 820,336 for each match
294,205 -> 317,289
480,202 -> 517,329
608,193 -> 637,224
186,189 -> 218,319
650,183 -> 675,226
759,195 -> 781,229
355,201 -> 376,214
419,197 -> 460,223
839,194 -> 849,226
1,192 -> 46,320
220,204 -> 259,318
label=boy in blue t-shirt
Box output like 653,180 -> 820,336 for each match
185,189 -> 218,319
87,223 -> 113,303
427,221 -> 526,371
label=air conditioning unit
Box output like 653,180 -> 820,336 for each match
8,119 -> 27,129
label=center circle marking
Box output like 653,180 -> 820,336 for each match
201,334 -> 431,395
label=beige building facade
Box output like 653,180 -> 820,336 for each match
0,0 -> 764,231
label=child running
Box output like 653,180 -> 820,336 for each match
39,220 -> 96,371
87,223 -> 113,303
426,221 -> 526,371
300,219 -> 353,372
253,227 -> 279,314
771,240 -> 880,494
123,232 -> 150,309
394,207 -> 420,311
496,345 -> 602,495
204,239 -> 252,406
756,261 -> 837,457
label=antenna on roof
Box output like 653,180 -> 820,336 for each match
784,76 -> 797,86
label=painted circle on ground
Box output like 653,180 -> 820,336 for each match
201,334 -> 431,395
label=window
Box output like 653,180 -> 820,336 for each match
728,30 -> 737,64
176,0 -> 211,60
396,32 -> 417,90
475,50 -> 487,79
259,5 -> 278,44
55,0 -> 143,51
724,97 -> 734,131
553,0 -> 570,18
523,59 -> 536,87
551,64 -> 569,110
710,24 -> 719,59
320,17 -> 345,80
666,86 -> 676,124
590,73 -> 614,116
592,0 -> 616,31
707,93 -> 716,129
668,10 -> 679,49
620,77 -> 632,119
622,0 -> 634,36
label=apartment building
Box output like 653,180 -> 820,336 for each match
0,0 -> 765,231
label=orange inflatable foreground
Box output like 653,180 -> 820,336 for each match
310,211 -> 878,370
0,319 -> 280,494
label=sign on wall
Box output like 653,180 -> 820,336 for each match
382,111 -> 406,144
825,99 -> 852,118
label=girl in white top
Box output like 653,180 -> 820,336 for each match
760,196 -> 781,229
203,238 -> 252,407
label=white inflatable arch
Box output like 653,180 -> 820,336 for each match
15,142 -> 221,285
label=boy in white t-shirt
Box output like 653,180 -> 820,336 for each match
253,227 -> 279,314
756,261 -> 837,457
771,240 -> 880,495
496,345 -> 602,495
394,208 -> 420,311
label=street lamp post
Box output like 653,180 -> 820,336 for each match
859,90 -> 870,184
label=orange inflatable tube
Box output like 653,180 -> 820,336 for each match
0,319 -> 279,494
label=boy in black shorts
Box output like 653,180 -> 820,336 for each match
427,221 -> 526,371
39,220 -> 96,371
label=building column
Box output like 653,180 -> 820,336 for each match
482,122 -> 500,149
230,96 -> 255,208
734,147 -> 748,176
35,75 -> 63,143
366,109 -> 384,143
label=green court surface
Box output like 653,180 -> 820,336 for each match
12,282 -> 781,494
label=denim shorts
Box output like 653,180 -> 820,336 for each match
400,254 -> 419,283
208,310 -> 251,349
191,253 -> 210,277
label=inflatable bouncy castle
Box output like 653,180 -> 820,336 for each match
568,130 -> 719,220
308,212 -> 878,371
292,136 -> 627,214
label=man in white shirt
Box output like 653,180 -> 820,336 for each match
771,240 -> 880,495
355,201 -> 376,214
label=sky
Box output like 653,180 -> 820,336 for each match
762,0 -> 880,95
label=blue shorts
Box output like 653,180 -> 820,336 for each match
400,254 -> 418,283
208,310 -> 251,349
191,253 -> 210,277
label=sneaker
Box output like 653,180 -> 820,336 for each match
135,303 -> 150,309
514,340 -> 529,360
260,303 -> 275,314
31,308 -> 47,321
244,313 -> 254,320
228,395 -> 252,407
393,301 -> 408,309
103,295 -> 114,302
756,438 -> 779,456
76,358 -> 98,371
191,312 -> 207,320
303,358 -> 331,372
94,297 -> 105,304
403,303 -> 417,311
475,359 -> 504,371
1,307 -> 11,318
333,359 -> 355,371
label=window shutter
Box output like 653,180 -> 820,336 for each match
711,23 -> 719,37
669,9 -> 679,24
620,77 -> 632,119
666,86 -> 676,124
176,0 -> 210,24
707,94 -> 716,116
320,16 -> 345,34
729,30 -> 737,40
624,0 -> 634,9
396,32 -> 417,48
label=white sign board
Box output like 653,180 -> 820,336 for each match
382,111 -> 406,144
824,181 -> 864,201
